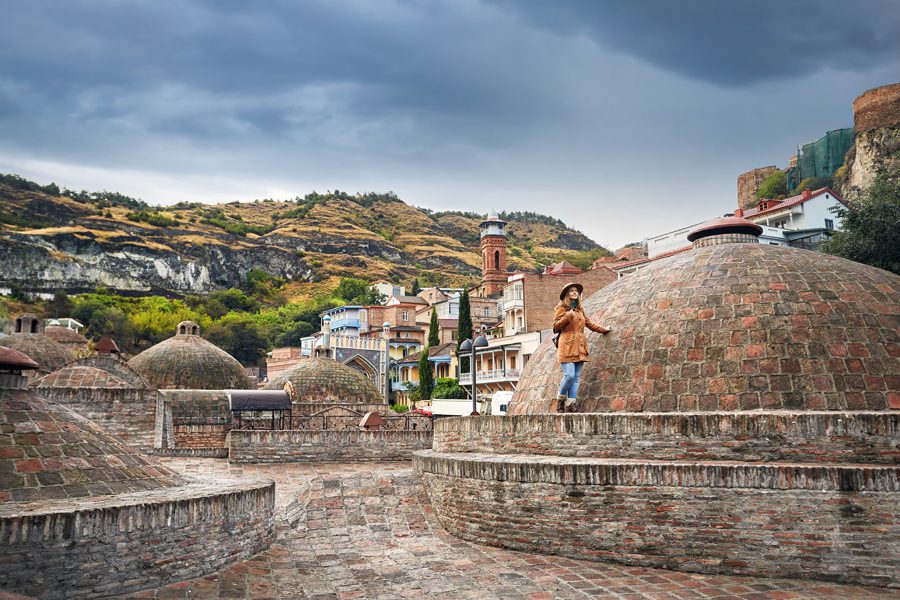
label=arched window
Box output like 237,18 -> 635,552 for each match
494,250 -> 500,270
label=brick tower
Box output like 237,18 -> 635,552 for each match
479,213 -> 508,295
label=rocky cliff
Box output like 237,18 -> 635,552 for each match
0,180 -> 606,295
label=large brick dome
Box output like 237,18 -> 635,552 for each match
128,321 -> 253,390
264,357 -> 383,406
510,239 -> 900,414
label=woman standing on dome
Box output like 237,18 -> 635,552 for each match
553,282 -> 610,413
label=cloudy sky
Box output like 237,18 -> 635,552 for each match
1,1 -> 898,248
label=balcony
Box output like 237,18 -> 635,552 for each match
329,317 -> 361,330
459,368 -> 521,384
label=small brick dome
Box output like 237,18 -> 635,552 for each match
128,322 -> 253,390
0,333 -> 74,374
264,357 -> 383,405
510,243 -> 900,414
43,325 -> 89,346
37,365 -> 133,390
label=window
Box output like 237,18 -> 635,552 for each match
494,250 -> 500,270
483,307 -> 490,317
401,311 -> 409,321
824,219 -> 834,231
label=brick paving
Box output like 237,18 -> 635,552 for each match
131,459 -> 896,600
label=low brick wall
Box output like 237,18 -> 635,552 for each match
433,412 -> 900,464
415,451 -> 900,587
229,430 -> 433,463
0,477 -> 275,599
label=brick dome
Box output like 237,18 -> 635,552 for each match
264,357 -> 383,405
36,365 -> 133,389
510,243 -> 900,414
43,324 -> 89,346
128,321 -> 253,390
0,333 -> 74,374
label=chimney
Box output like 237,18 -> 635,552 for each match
734,208 -> 744,218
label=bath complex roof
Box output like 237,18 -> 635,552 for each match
0,333 -> 74,373
128,321 -> 253,390
264,357 -> 383,405
510,241 -> 899,414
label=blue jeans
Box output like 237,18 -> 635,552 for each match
559,362 -> 584,399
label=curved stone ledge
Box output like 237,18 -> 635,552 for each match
415,452 -> 900,587
415,451 -> 900,492
229,430 -> 433,463
0,476 -> 276,599
432,412 -> 900,464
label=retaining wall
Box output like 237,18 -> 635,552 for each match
39,387 -> 158,449
433,412 -> 900,464
416,451 -> 900,587
0,478 -> 275,599
230,429 -> 433,463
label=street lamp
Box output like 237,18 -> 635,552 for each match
460,335 -> 489,415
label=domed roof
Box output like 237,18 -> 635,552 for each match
510,242 -> 900,414
37,365 -> 133,389
0,333 -> 74,373
264,357 -> 383,404
43,325 -> 89,346
128,321 -> 253,390
0,345 -> 39,370
0,364 -> 183,502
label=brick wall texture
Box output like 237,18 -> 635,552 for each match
854,83 -> 900,131
432,412 -> 899,464
0,479 -> 275,599
157,390 -> 232,450
522,267 -> 617,333
229,430 -> 433,463
510,243 -> 900,415
416,451 -> 899,587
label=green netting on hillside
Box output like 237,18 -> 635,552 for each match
786,128 -> 853,190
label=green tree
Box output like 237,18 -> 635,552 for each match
417,347 -> 433,402
756,169 -> 787,200
821,176 -> 900,274
336,278 -> 369,303
205,313 -> 269,365
431,377 -> 467,399
410,278 -> 421,295
428,307 -> 440,347
46,290 -> 73,318
457,288 -> 473,373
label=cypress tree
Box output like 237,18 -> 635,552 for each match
418,346 -> 433,401
457,288 -> 474,374
428,307 -> 440,347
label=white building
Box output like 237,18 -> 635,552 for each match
371,282 -> 404,301
458,330 -> 546,395
643,187 -> 846,262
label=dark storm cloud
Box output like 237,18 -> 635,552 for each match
493,0 -> 900,86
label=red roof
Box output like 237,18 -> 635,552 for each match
0,345 -> 40,370
544,261 -> 582,275
741,188 -> 845,219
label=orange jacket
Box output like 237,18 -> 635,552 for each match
553,302 -> 608,363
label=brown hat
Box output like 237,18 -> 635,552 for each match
559,282 -> 583,301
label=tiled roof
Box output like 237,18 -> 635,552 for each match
741,188 -> 844,219
397,342 -> 456,364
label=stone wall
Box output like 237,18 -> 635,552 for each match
737,166 -> 777,211
39,387 -> 158,449
432,412 -> 899,464
416,451 -> 899,587
854,83 -> 900,131
229,430 -> 433,463
0,478 -> 275,599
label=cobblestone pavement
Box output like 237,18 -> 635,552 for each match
130,459 -> 896,600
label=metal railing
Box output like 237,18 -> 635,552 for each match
459,368 -> 521,384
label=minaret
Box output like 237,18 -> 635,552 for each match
479,213 -> 508,295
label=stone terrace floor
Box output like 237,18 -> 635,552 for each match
129,459 -> 896,600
